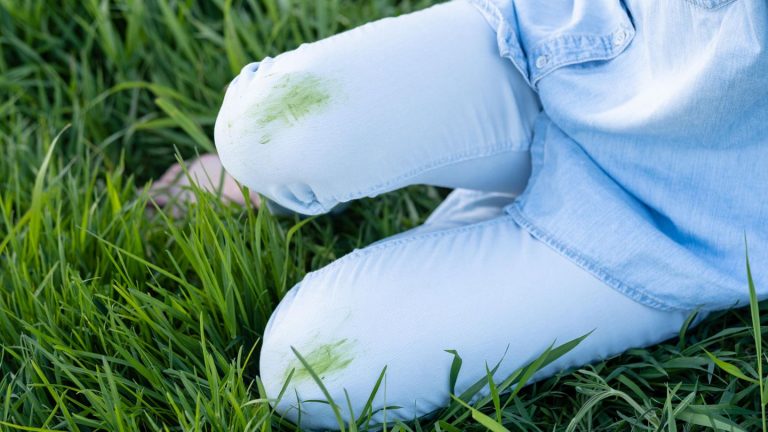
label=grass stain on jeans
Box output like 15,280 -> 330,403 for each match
285,338 -> 355,383
253,72 -> 335,144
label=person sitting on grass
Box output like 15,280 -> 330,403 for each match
150,0 -> 768,429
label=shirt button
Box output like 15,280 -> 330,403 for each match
535,55 -> 549,69
613,29 -> 628,46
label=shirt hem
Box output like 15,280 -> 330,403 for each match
505,202 -> 695,312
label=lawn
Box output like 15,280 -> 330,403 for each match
1,0 -> 766,430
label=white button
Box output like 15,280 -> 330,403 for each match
613,29 -> 628,46
535,55 -> 549,69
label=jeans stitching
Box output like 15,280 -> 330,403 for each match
465,0 -> 532,86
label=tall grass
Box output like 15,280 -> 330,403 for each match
1,0 -> 766,430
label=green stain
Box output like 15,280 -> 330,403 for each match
285,338 -> 355,383
251,72 -> 335,144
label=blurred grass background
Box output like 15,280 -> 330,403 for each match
0,0 -> 766,430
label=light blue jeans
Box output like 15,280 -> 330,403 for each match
214,1 -> 705,429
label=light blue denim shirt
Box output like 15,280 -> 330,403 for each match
468,0 -> 768,311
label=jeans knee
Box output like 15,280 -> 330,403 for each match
258,280 -> 366,430
214,57 -> 343,215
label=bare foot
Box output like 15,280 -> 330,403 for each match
148,153 -> 259,216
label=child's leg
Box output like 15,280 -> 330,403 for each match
214,0 -> 540,215
259,189 -> 706,430
213,1 -> 702,428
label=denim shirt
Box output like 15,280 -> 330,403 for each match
468,0 -> 768,311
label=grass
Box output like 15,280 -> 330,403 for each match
0,0 -> 767,430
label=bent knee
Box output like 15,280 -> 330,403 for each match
258,279 -> 382,430
256,218 -> 529,428
213,53 -> 349,214
258,259 -> 450,429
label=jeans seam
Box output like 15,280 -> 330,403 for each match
301,215 -> 516,282
465,0 -> 532,87
325,142 -> 530,208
